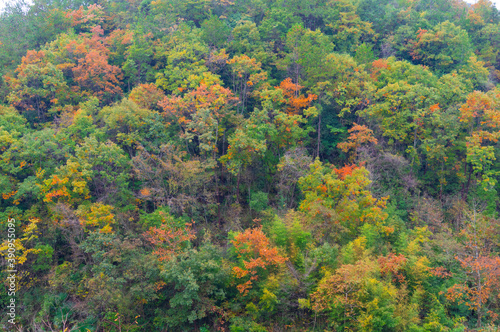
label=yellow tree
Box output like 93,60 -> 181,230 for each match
458,88 -> 500,210
298,159 -> 389,242
227,54 -> 267,114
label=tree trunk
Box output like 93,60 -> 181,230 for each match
317,113 -> 321,158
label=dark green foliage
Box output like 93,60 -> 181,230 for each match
155,243 -> 230,330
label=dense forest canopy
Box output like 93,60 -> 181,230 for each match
1,0 -> 500,331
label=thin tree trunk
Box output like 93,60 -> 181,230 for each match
236,166 -> 242,202
317,113 -> 321,158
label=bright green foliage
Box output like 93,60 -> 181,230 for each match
362,58 -> 440,152
220,108 -> 274,175
325,0 -> 375,54
122,30 -> 156,87
201,15 -> 230,49
99,98 -> 156,152
354,43 -> 375,64
259,8 -> 301,42
154,25 -> 215,93
280,24 -> 334,88
409,21 -> 473,73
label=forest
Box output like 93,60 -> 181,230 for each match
0,0 -> 500,330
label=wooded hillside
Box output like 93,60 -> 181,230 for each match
1,0 -> 500,331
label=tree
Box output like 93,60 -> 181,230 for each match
227,54 -> 267,114
0,217 -> 43,266
298,158 -> 389,242
7,50 -> 68,123
274,78 -> 317,115
475,23 -> 500,82
76,202 -> 116,233
64,4 -> 105,33
99,98 -> 157,155
279,24 -> 334,88
409,21 -> 473,73
155,243 -> 230,330
144,217 -> 195,262
219,108 -> 274,199
76,232 -> 159,330
37,135 -> 130,206
276,147 -> 313,209
337,123 -> 378,162
231,226 -> 287,296
311,258 -> 379,331
122,30 -> 155,88
325,0 -> 375,54
132,144 -> 215,218
201,15 -> 229,49
229,20 -> 273,68
39,25 -> 124,105
458,88 -> 500,211
71,26 -> 123,104
0,0 -> 72,81
128,83 -> 166,110
361,58 -> 438,156
158,81 -> 237,156
154,24 -> 215,93
258,7 -> 301,43
446,204 -> 500,327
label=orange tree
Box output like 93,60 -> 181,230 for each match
230,226 -> 287,296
